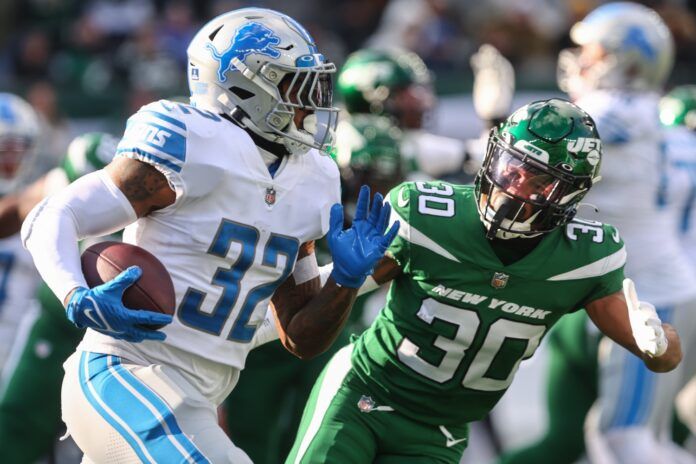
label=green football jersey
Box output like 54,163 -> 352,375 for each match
351,182 -> 626,426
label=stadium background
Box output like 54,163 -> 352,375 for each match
1,0 -> 695,463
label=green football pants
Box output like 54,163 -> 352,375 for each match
0,286 -> 83,463
286,344 -> 469,464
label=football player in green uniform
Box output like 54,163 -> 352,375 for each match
0,132 -> 117,463
286,99 -> 683,464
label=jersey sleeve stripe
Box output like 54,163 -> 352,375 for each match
546,245 -> 626,281
116,148 -> 183,173
394,209 -> 461,263
140,110 -> 187,132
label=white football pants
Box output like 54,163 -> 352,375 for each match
586,301 -> 696,464
62,351 -> 252,463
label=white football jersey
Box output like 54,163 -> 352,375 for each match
663,125 -> 696,266
579,90 -> 696,306
0,233 -> 41,369
80,100 -> 340,388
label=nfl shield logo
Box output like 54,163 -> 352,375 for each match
491,272 -> 509,289
357,395 -> 375,413
264,187 -> 276,206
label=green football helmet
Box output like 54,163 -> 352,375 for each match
475,99 -> 602,240
335,114 -> 406,198
660,85 -> 696,130
62,132 -> 119,183
337,49 -> 434,129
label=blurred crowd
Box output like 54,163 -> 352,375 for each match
0,0 -> 694,171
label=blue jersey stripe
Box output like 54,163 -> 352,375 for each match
116,148 -> 183,173
141,110 -> 187,131
79,352 -> 209,463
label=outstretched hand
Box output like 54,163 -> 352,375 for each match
328,185 -> 400,288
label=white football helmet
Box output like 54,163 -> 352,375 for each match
558,2 -> 674,97
187,8 -> 339,154
0,93 -> 40,194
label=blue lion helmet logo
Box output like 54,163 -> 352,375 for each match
206,22 -> 282,83
622,26 -> 656,61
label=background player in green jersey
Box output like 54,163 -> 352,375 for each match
286,99 -> 683,464
0,132 -> 117,463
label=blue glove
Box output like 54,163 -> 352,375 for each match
66,266 -> 173,343
328,185 -> 400,288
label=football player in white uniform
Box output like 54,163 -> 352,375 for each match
558,3 -> 696,462
0,93 -> 42,376
661,85 -> 696,454
21,8 -> 398,463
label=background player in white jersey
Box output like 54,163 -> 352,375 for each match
0,93 -> 42,376
661,85 -> 696,453
21,8 -> 398,463
557,3 -> 696,462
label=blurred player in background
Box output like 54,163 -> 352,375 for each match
660,85 -> 696,455
0,94 -> 42,378
21,8 -> 398,462
339,48 -> 460,182
0,133 -> 117,463
287,99 -> 682,464
498,84 -> 696,464
512,3 -> 696,463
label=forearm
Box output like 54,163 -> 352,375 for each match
21,170 -> 137,304
319,263 -> 379,296
275,277 -> 357,359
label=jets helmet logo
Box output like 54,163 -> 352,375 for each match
207,22 -> 281,83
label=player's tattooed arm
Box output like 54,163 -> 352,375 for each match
105,157 -> 176,217
585,291 -> 682,373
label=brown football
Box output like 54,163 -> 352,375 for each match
81,241 -> 175,329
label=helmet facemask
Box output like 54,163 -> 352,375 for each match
476,130 -> 592,240
267,64 -> 339,154
216,56 -> 339,155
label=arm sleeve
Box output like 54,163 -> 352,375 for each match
21,170 -> 137,304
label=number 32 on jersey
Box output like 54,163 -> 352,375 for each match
177,219 -> 299,343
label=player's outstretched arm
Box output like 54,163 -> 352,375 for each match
585,282 -> 682,373
270,186 -> 400,360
